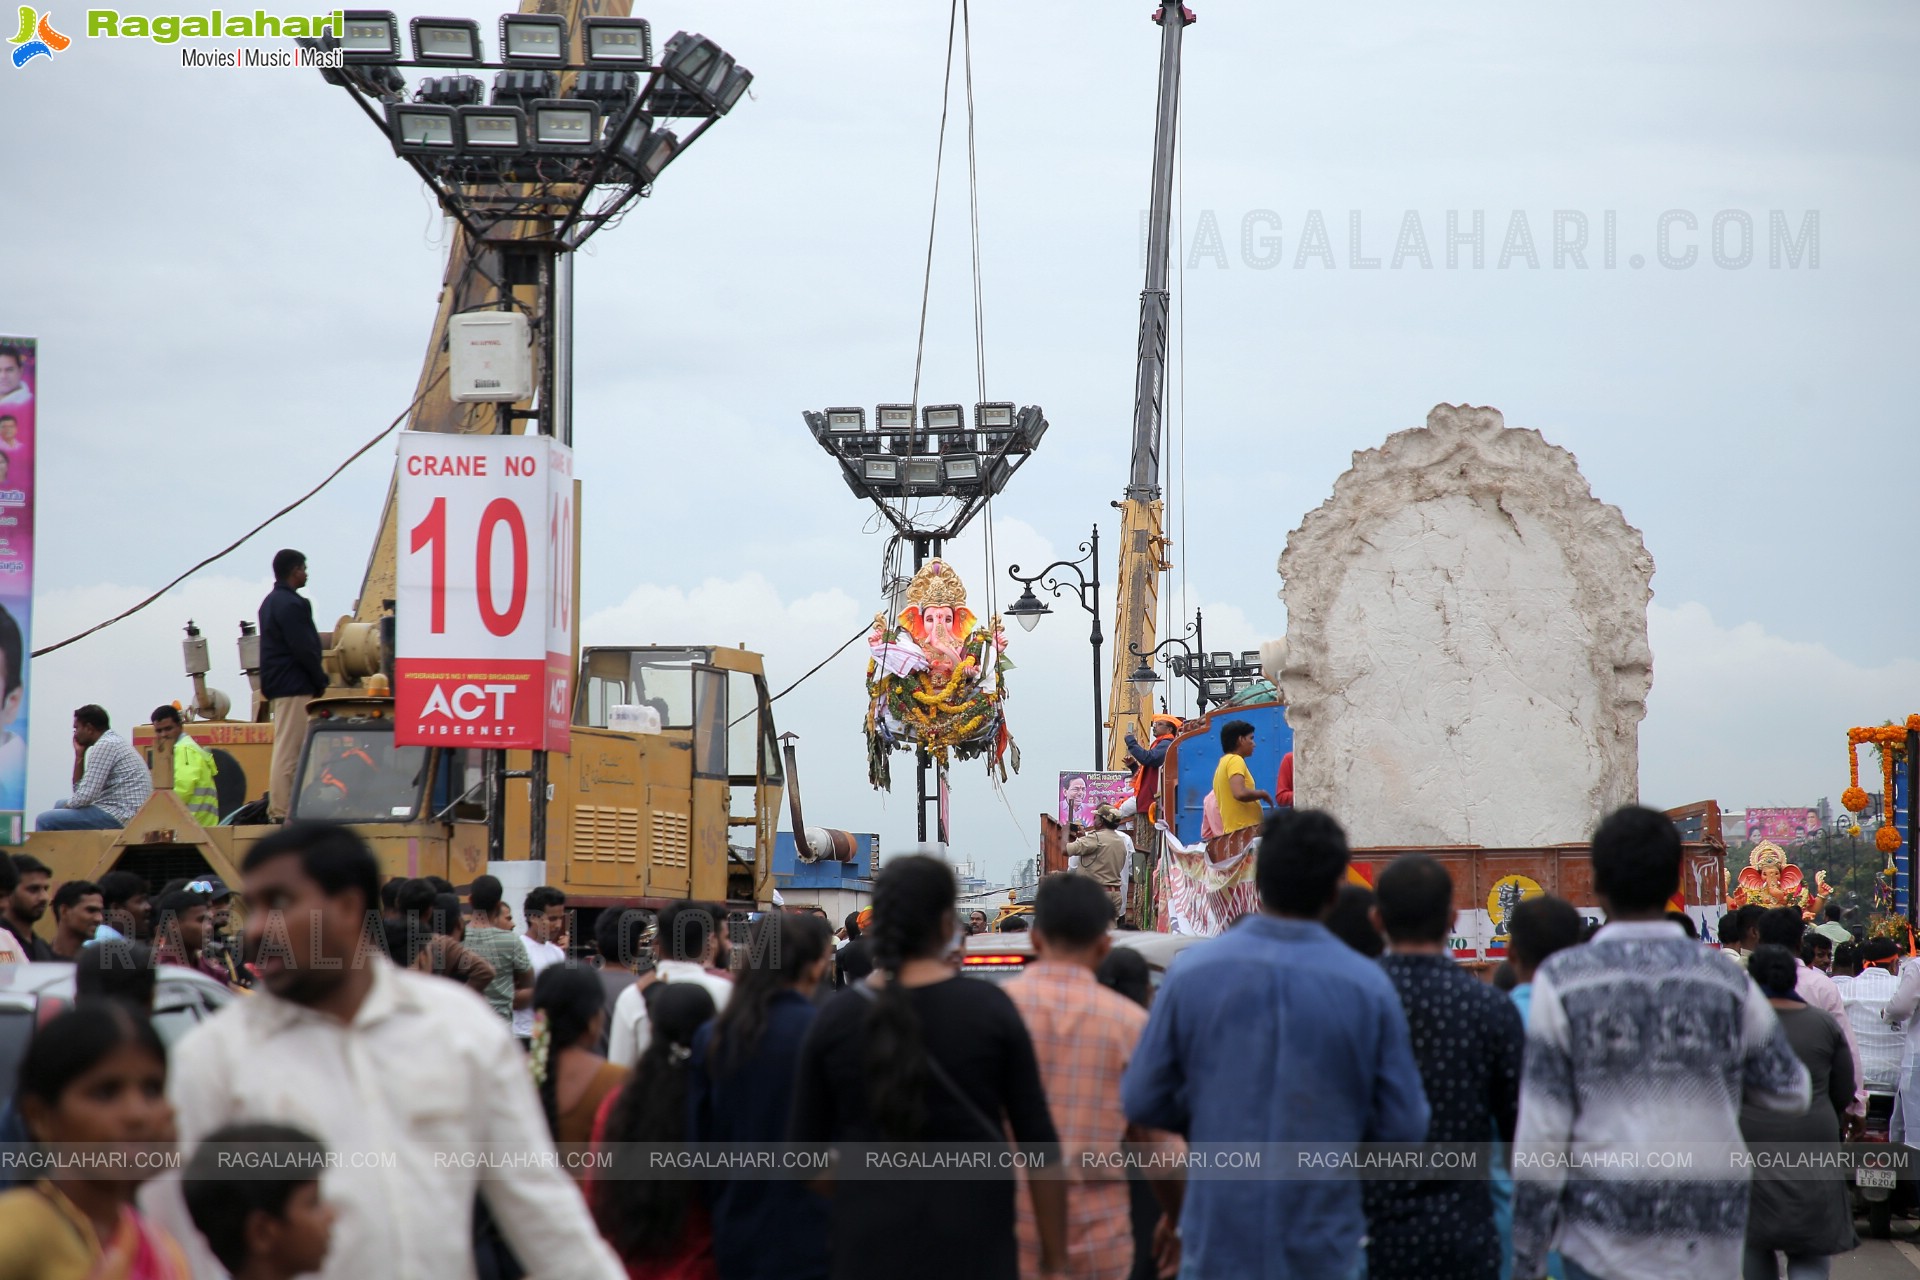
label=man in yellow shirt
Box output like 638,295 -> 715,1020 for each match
1211,719 -> 1271,835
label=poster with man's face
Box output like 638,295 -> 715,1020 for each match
1057,771 -> 1132,828
1745,807 -> 1819,846
0,336 -> 34,840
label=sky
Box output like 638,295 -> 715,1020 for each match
8,0 -> 1920,883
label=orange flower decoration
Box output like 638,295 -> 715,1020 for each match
1843,786 -> 1871,814
1877,825 -> 1904,855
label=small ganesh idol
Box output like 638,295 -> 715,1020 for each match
1728,839 -> 1831,921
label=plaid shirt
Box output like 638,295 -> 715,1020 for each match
1007,960 -> 1149,1280
62,731 -> 152,823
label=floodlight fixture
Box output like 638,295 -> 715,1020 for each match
530,99 -> 600,154
339,9 -> 399,62
974,402 -> 1015,431
583,15 -> 652,67
1205,677 -> 1231,704
491,69 -> 556,108
904,456 -> 943,489
876,405 -> 914,433
1015,404 -> 1049,451
862,455 -> 900,485
499,13 -> 566,65
386,102 -> 457,154
942,454 -> 982,484
824,407 -> 865,434
802,411 -> 829,445
409,16 -> 481,63
714,66 -> 752,114
1240,650 -> 1261,672
613,123 -> 678,181
1007,587 -> 1049,632
1209,651 -> 1232,672
414,74 -> 482,105
456,105 -> 529,152
570,69 -> 639,112
661,30 -> 723,88
922,404 -> 964,432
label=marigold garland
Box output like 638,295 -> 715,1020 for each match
1842,718 -> 1917,856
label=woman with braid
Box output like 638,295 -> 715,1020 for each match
529,965 -> 628,1172
790,854 -> 1068,1280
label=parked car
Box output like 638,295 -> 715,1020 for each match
958,929 -> 1205,988
0,963 -> 237,1103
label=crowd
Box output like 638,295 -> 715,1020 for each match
0,802 -> 1904,1280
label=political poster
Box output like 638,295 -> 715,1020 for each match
1058,770 -> 1132,829
1744,806 -> 1822,846
0,337 -> 35,843
394,433 -> 574,751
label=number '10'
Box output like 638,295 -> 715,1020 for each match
409,496 -> 528,636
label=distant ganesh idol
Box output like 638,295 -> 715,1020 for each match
1727,839 -> 1831,921
864,560 -> 1016,790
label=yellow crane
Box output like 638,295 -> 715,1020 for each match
1105,0 -> 1193,770
27,0 -> 781,918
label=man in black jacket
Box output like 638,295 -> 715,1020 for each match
260,548 -> 328,821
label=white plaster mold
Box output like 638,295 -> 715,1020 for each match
1278,404 -> 1653,848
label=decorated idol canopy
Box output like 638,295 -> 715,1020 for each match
864,559 -> 1016,790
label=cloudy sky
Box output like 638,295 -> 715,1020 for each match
10,0 -> 1919,882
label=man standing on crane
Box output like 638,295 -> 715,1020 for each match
260,549 -> 328,823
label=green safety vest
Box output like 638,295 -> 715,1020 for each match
174,736 -> 220,827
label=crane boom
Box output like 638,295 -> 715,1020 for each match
1106,0 -> 1191,768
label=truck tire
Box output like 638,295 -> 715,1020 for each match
1871,1196 -> 1894,1239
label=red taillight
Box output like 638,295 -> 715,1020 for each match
962,954 -> 1028,967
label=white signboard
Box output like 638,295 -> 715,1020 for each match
394,432 -> 573,751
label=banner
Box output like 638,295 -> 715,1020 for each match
1058,770 -> 1132,828
1745,806 -> 1821,845
394,433 -> 573,751
0,338 -> 34,843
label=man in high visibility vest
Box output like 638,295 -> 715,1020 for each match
152,704 -> 220,827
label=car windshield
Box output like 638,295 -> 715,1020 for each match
292,725 -> 430,822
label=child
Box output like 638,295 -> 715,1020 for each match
184,1123 -> 336,1280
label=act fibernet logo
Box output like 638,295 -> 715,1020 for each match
8,6 -> 350,69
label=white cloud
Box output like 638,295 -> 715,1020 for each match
1639,601 -> 1920,811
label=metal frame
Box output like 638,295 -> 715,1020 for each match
1125,608 -> 1259,717
318,50 -> 726,250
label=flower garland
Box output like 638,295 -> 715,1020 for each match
528,1010 -> 552,1087
1841,715 -> 1920,854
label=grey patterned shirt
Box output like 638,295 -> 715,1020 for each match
60,730 -> 153,823
1511,920 -> 1810,1280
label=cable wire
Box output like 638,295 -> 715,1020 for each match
731,621 -> 872,727
32,368 -> 448,659
909,0 -> 962,415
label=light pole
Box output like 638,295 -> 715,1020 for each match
314,6 -> 748,862
803,402 -> 1051,843
1006,525 -> 1103,771
1126,609 -> 1265,717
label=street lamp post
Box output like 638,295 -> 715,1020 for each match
1126,610 -> 1268,717
1006,525 -> 1103,771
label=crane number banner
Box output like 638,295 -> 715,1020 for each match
394,433 -> 574,752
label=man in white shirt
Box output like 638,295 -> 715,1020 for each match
148,821 -> 622,1280
1845,938 -> 1906,1095
514,885 -> 569,1042
608,899 -> 733,1069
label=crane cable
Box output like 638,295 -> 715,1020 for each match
32,367 -> 449,660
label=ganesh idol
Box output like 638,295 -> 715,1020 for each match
864,560 -> 1016,789
1727,839 -> 1831,922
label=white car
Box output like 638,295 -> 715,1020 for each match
0,962 -> 237,1103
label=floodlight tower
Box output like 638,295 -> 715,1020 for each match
312,2 -> 749,862
801,400 -> 1050,843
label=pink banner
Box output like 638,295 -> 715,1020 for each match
0,337 -> 34,839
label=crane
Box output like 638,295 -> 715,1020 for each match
1106,0 -> 1193,770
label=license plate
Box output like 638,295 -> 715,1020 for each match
1858,1168 -> 1897,1189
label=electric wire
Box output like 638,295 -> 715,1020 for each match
908,0 -> 962,416
730,620 -> 871,727
33,367 -> 449,659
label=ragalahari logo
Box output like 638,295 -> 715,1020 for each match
10,5 -> 70,65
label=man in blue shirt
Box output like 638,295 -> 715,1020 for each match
1123,809 -> 1430,1278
